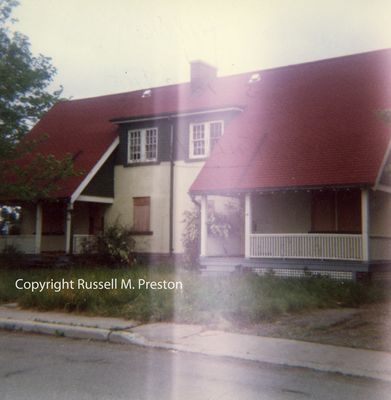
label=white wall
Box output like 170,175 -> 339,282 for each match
106,163 -> 172,253
370,190 -> 391,260
370,190 -> 391,237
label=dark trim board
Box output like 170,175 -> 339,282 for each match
200,256 -> 371,280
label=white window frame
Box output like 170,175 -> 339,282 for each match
189,120 -> 224,159
127,128 -> 158,163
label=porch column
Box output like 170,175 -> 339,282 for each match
65,202 -> 73,255
34,203 -> 42,254
200,195 -> 207,257
361,189 -> 370,261
245,193 -> 252,258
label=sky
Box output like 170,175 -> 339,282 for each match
12,0 -> 391,100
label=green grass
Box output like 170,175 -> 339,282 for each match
0,266 -> 388,324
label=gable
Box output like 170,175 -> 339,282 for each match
81,152 -> 115,198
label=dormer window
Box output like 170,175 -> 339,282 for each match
128,128 -> 158,163
189,120 -> 223,159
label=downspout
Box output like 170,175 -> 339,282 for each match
169,119 -> 174,256
65,199 -> 74,255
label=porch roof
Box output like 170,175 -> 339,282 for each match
190,49 -> 391,194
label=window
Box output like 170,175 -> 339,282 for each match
133,197 -> 151,233
209,121 -> 223,152
128,128 -> 158,163
189,121 -> 223,159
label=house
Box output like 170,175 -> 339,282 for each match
1,49 -> 390,279
189,49 -> 391,279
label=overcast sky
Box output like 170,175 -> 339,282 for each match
13,0 -> 391,99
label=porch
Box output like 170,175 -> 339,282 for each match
249,233 -> 363,260
0,199 -> 109,255
199,188 -> 391,275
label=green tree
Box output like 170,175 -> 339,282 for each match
0,0 -> 76,201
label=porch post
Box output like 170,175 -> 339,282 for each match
361,189 -> 370,261
65,202 -> 73,255
34,202 -> 42,254
200,195 -> 207,257
245,193 -> 252,258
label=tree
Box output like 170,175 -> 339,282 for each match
0,0 -> 76,201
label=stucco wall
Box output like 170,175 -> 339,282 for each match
370,190 -> 391,260
370,190 -> 391,237
106,163 -> 171,253
105,160 -> 231,255
252,192 -> 312,233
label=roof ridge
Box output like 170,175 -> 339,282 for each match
60,47 -> 391,104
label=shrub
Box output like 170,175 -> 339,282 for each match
89,223 -> 135,265
181,207 -> 200,269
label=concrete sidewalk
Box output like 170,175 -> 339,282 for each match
1,304 -> 391,382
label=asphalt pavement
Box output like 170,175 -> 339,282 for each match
1,304 -> 391,383
2,331 -> 391,400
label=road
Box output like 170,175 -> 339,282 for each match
0,331 -> 390,400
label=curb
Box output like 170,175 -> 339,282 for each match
0,318 -> 110,341
106,332 -> 391,383
1,318 -> 391,383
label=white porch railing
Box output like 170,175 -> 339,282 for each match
0,235 -> 36,254
72,234 -> 96,254
249,234 -> 363,261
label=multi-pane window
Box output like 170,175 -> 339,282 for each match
145,129 -> 157,160
189,121 -> 223,159
210,122 -> 223,152
129,130 -> 141,161
128,128 -> 158,163
192,124 -> 205,156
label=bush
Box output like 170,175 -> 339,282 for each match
181,207 -> 200,269
84,223 -> 135,266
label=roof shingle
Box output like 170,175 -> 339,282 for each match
190,48 -> 391,193
25,48 -> 391,198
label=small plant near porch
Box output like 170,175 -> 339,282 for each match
81,223 -> 135,266
182,207 -> 200,269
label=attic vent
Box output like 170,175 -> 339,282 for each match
141,89 -> 151,98
248,73 -> 261,83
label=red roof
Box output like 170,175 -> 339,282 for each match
190,49 -> 391,193
26,48 -> 391,198
25,70 -> 250,198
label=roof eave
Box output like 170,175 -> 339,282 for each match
110,106 -> 244,124
189,182 -> 374,196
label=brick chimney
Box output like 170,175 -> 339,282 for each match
190,60 -> 217,91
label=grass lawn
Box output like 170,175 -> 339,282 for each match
0,265 -> 389,324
